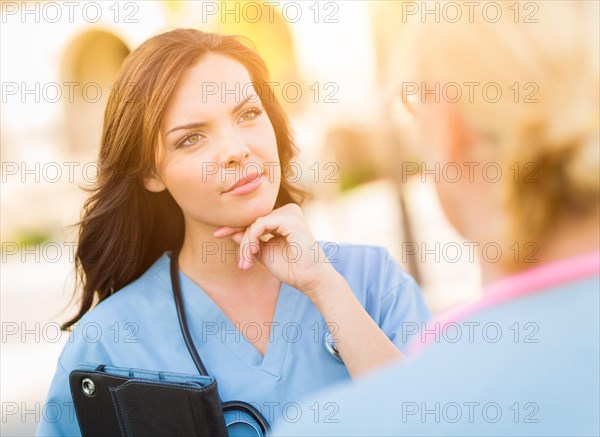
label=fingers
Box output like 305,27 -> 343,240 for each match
213,204 -> 304,270
240,216 -> 285,270
214,227 -> 257,270
228,231 -> 245,244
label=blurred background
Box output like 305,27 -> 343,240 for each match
1,1 -> 480,434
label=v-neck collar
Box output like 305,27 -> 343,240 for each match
162,251 -> 300,378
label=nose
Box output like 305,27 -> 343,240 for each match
219,127 -> 251,167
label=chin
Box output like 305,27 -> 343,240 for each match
230,195 -> 279,226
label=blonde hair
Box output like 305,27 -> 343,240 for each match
395,1 -> 599,245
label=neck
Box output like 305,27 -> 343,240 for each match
177,219 -> 277,296
480,210 -> 600,285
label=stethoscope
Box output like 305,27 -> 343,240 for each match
170,246 -> 344,436
170,246 -> 270,436
324,331 -> 344,362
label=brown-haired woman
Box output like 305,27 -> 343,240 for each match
38,29 -> 430,436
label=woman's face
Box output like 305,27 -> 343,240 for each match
415,96 -> 504,243
145,53 -> 281,229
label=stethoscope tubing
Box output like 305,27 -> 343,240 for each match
169,245 -> 271,435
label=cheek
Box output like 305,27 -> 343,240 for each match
160,154 -> 216,202
254,117 -> 279,157
419,113 -> 445,161
435,179 -> 469,239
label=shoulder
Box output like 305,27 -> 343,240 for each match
316,241 -> 430,332
317,240 -> 393,273
57,252 -> 172,366
318,239 -> 390,259
316,240 -> 427,320
273,300 -> 597,437
317,240 -> 415,293
80,252 -> 171,323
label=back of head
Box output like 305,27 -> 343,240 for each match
394,1 -> 599,245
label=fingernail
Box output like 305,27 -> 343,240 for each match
214,228 -> 225,237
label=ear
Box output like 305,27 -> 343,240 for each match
143,171 -> 167,193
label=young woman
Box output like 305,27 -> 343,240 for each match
273,1 -> 600,436
37,29 -> 430,436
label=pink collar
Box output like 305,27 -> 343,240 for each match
443,250 -> 600,323
409,251 -> 600,356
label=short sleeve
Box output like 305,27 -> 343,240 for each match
36,360 -> 80,437
36,328 -> 112,436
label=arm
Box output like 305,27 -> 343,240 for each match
306,269 -> 404,378
214,204 -> 428,378
37,361 -> 82,436
38,322 -> 114,436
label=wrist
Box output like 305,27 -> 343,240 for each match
302,268 -> 348,307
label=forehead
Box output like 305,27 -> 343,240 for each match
162,53 -> 255,127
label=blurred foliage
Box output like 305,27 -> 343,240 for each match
164,1 -> 184,15
6,230 -> 52,250
339,165 -> 380,192
216,1 -> 299,86
326,124 -> 387,192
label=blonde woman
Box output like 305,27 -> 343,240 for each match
273,1 -> 599,435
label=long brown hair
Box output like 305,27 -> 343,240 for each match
63,29 -> 309,330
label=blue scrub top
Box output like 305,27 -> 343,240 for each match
271,267 -> 600,435
37,241 -> 431,436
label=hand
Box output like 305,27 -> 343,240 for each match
213,203 -> 338,299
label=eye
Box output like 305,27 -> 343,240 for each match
238,107 -> 263,123
176,132 -> 206,149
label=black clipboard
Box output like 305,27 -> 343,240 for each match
69,364 -> 228,437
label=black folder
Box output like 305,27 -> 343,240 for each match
69,364 -> 228,437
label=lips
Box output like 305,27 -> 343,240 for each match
223,171 -> 263,193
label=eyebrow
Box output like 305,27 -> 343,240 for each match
165,95 -> 259,138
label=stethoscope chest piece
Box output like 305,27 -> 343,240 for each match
324,332 -> 343,362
